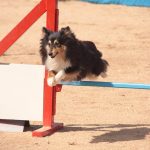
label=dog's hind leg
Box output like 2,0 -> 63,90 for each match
77,68 -> 87,81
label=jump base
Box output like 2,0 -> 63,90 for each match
32,123 -> 63,137
0,119 -> 29,132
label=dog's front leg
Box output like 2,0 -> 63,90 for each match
47,70 -> 66,86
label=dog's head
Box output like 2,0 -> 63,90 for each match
41,26 -> 76,58
42,27 -> 64,58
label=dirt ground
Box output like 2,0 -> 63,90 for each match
0,0 -> 150,150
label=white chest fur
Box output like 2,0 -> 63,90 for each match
45,54 -> 71,72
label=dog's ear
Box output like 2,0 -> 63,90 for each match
64,26 -> 71,31
42,27 -> 53,36
60,26 -> 71,36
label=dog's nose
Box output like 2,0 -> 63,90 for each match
49,52 -> 52,56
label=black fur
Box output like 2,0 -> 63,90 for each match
40,26 -> 108,81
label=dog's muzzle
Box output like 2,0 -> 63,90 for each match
49,52 -> 58,58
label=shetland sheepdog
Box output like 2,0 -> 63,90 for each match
40,26 -> 108,86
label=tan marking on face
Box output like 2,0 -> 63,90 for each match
56,45 -> 67,60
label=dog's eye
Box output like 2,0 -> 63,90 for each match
53,40 -> 61,47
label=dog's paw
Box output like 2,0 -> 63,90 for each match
47,77 -> 57,86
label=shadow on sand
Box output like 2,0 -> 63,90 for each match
60,124 -> 150,143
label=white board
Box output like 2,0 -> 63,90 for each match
0,64 -> 45,121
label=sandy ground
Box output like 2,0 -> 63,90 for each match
0,0 -> 150,150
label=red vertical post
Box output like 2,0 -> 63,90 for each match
43,70 -> 54,127
46,0 -> 61,121
46,0 -> 58,31
32,0 -> 63,137
43,0 -> 57,127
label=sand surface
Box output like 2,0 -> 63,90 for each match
0,0 -> 150,150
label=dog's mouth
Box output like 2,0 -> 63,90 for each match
49,52 -> 58,58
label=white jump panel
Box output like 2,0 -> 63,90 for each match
0,64 -> 45,121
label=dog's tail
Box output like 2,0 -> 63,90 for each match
99,59 -> 109,78
92,59 -> 109,78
